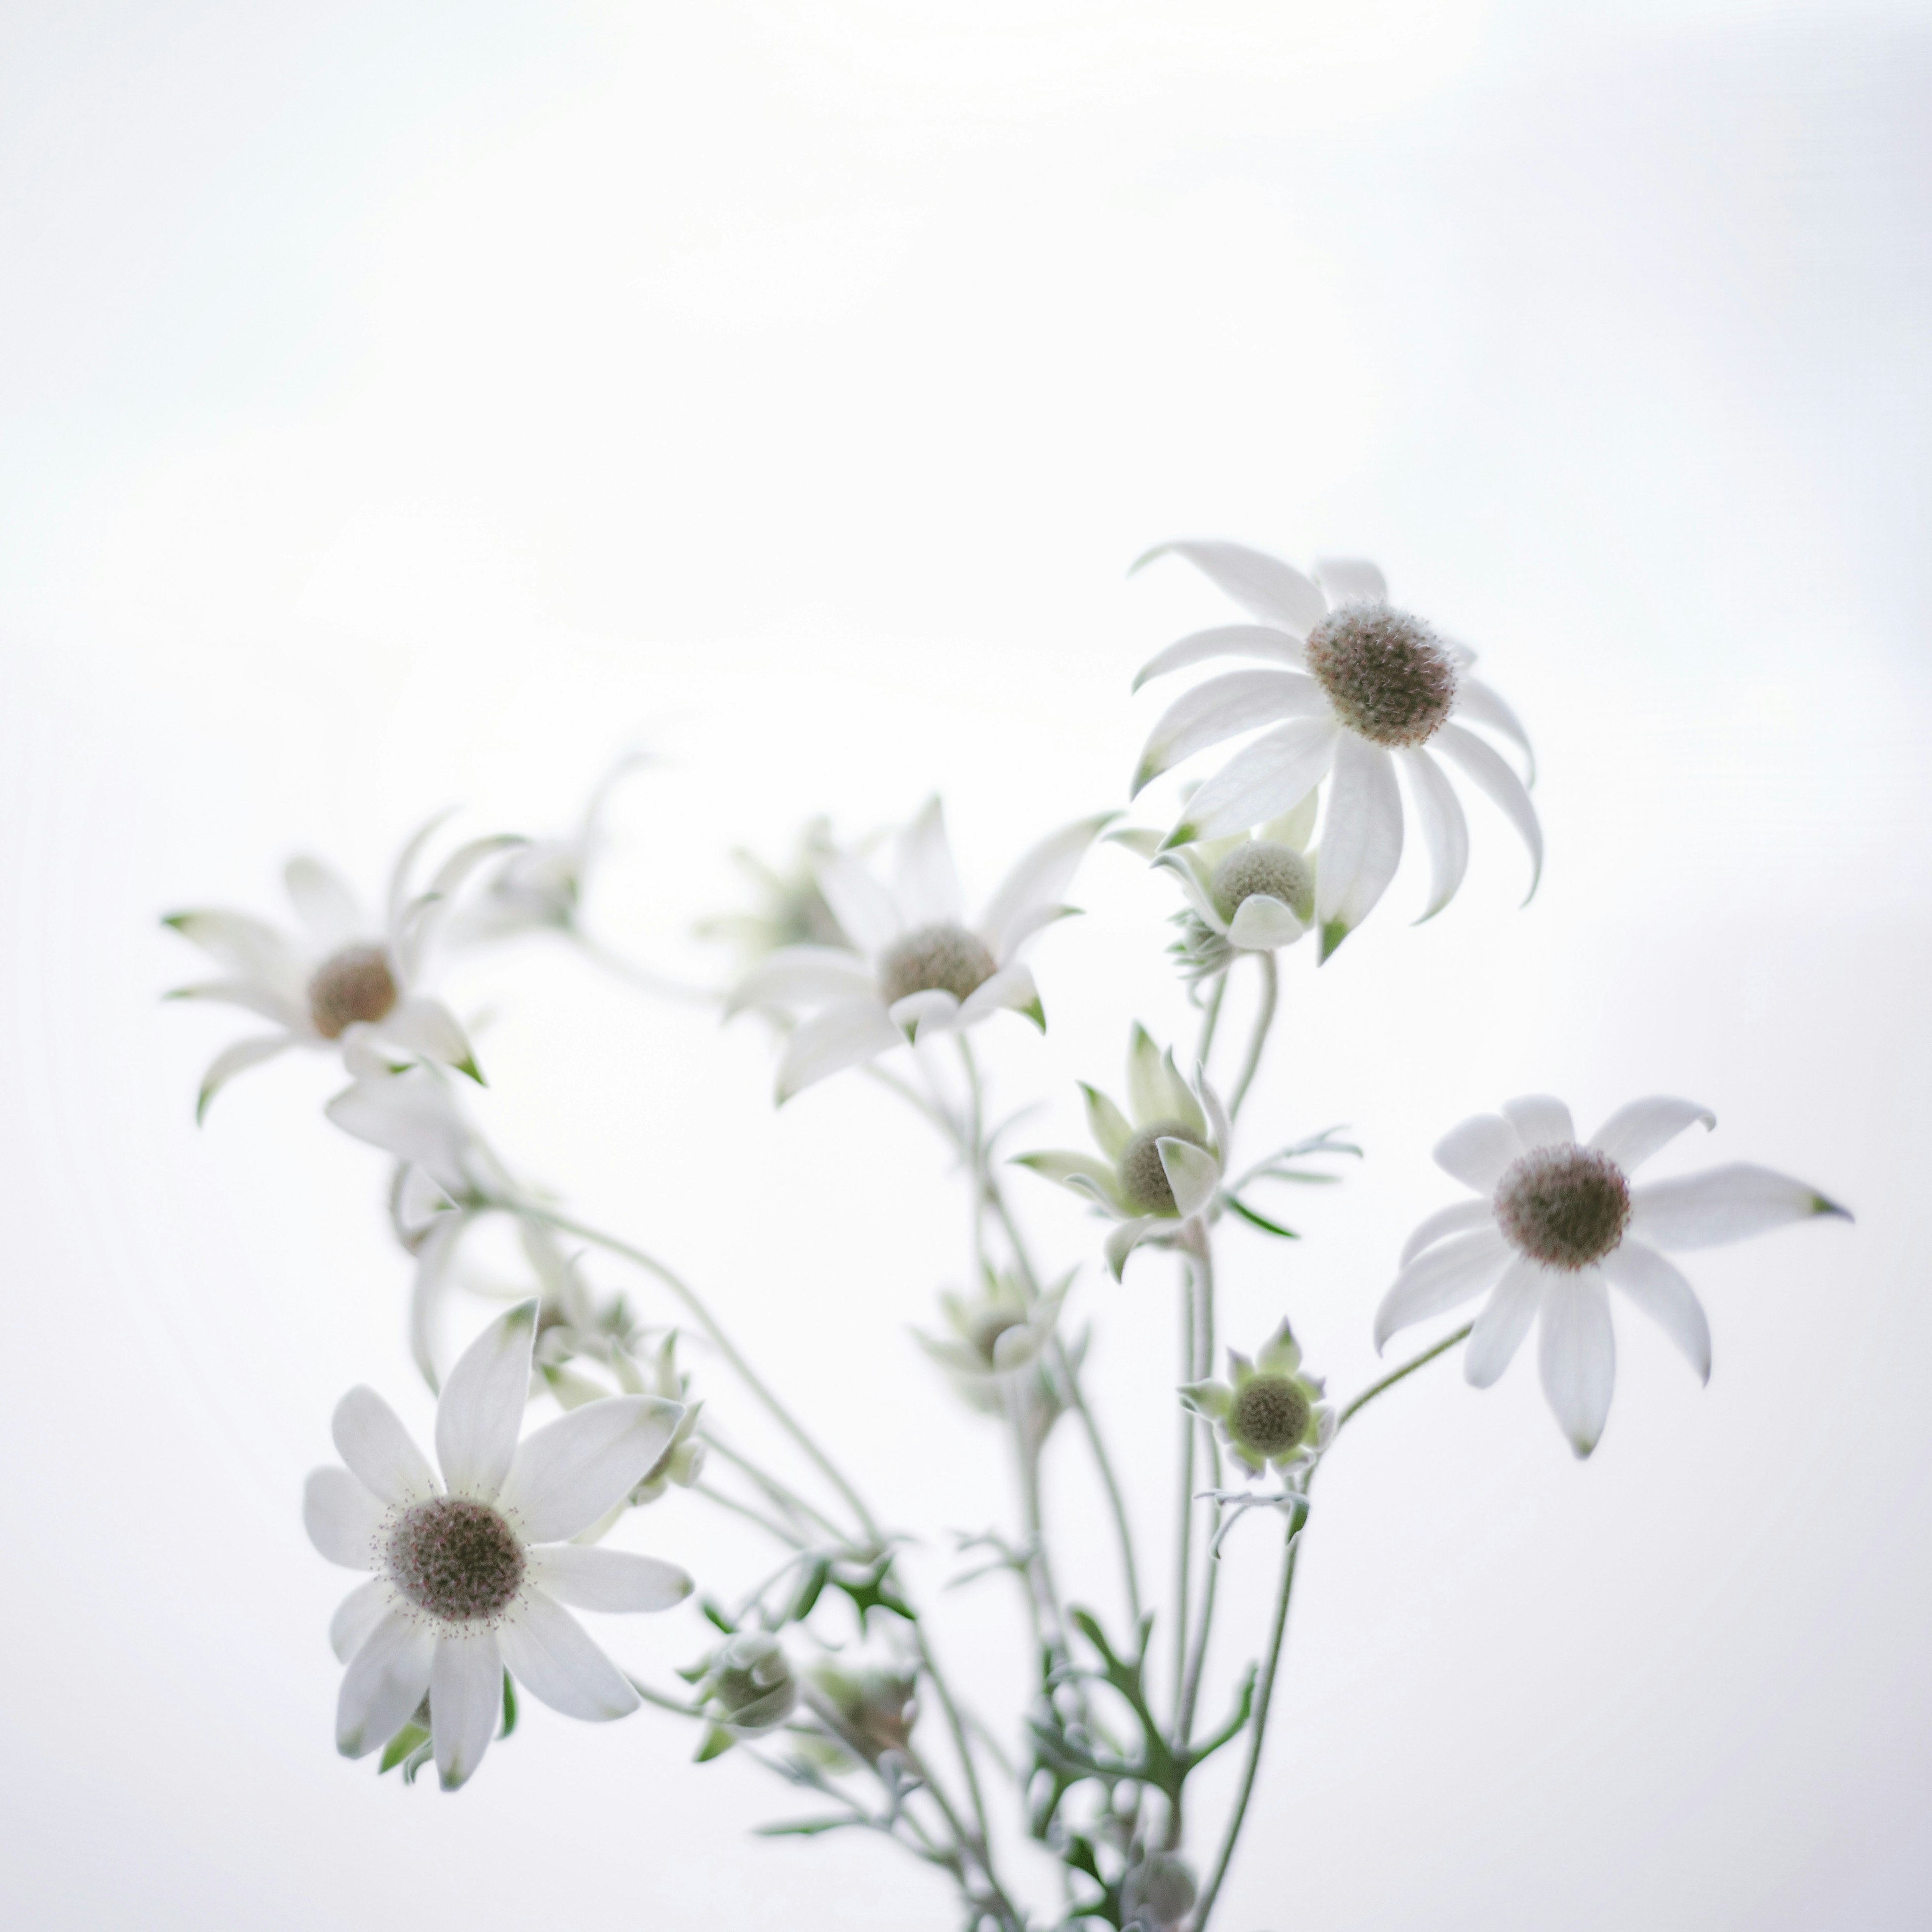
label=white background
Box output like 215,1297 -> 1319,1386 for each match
4,2 -> 1929,1927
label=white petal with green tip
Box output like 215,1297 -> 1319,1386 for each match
1629,1165 -> 1847,1251
1135,539 -> 1328,634
499,1395 -> 685,1544
1133,670 -> 1326,796
1600,1240 -> 1712,1382
1164,718 -> 1339,847
1314,736 -> 1403,958
431,1629 -> 502,1790
1538,1270 -> 1616,1458
1463,1257 -> 1544,1388
1157,1137 -> 1220,1219
1433,723 -> 1542,902
1588,1096 -> 1716,1172
499,1589 -> 640,1721
336,1609 -> 435,1758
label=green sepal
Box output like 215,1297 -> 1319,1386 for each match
378,1722 -> 430,1774
694,1725 -> 736,1762
1224,1195 -> 1300,1239
499,1671 -> 518,1740
787,1558 -> 831,1626
834,1556 -> 916,1630
753,1816 -> 858,1837
699,1596 -> 738,1634
1318,917 -> 1349,961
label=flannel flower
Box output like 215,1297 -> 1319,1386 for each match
1181,1320 -> 1333,1476
1376,1094 -> 1850,1456
1130,540 -> 1538,958
1016,1024 -> 1229,1279
304,1300 -> 693,1790
729,797 -> 1111,1102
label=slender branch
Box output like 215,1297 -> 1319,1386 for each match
1174,1238 -> 1222,1753
570,928 -> 721,1005
692,1481 -> 809,1549
1337,1324 -> 1474,1432
623,1672 -> 705,1717
1227,951 -> 1278,1120
1195,971 -> 1228,1069
1170,1252 -> 1199,1728
700,1435 -> 849,1544
1058,1339 -> 1143,1626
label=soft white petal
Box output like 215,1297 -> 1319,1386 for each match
1588,1096 -> 1717,1172
1131,670 -> 1327,798
337,1610 -> 435,1758
1463,1258 -> 1546,1388
1538,1270 -> 1616,1457
1433,1113 -> 1523,1192
1104,1216 -> 1164,1281
1225,893 -> 1303,950
1432,723 -> 1543,903
1397,748 -> 1469,924
435,1299 -> 539,1502
1311,557 -> 1388,604
1124,1024 -> 1168,1124
1134,539 -> 1327,635
1313,737 -> 1403,957
410,1211 -> 472,1391
163,909 -> 305,985
1152,851 -> 1224,929
329,1578 -> 394,1664
815,850 -> 902,956
1262,787 -> 1320,852
499,1396 -> 685,1544
431,1631 -> 502,1790
384,811 -> 457,943
956,962 -> 1042,1028
1374,1229 -> 1512,1350
1629,1165 -> 1848,1251
888,987 -> 961,1040
525,1543 -> 694,1613
775,996 -> 904,1100
1501,1095 -> 1575,1151
1600,1240 -> 1712,1382
991,901 -> 1077,960
284,856 -> 367,949
1080,1084 -> 1134,1161
195,1033 -> 297,1122
499,1589 -> 640,1721
332,1387 -> 439,1508
728,944 -> 872,1015
1451,676 -> 1537,785
376,996 -> 478,1076
1199,1076 -> 1231,1157
1132,623 -> 1306,691
977,814 -> 1113,957
1165,719 -> 1339,847
1013,1150 -> 1124,1208
303,1467 -> 388,1570
324,1071 -> 474,1196
1399,1198 -> 1497,1266
1158,1138 -> 1221,1219
167,979 -> 306,1027
891,797 -> 965,928
1156,1047 -> 1208,1137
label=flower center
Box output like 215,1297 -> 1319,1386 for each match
1303,603 -> 1457,748
1210,841 -> 1315,924
878,923 -> 997,1006
1118,1118 -> 1206,1216
1230,1375 -> 1312,1457
1493,1145 -> 1631,1270
308,944 -> 399,1038
385,1497 -> 525,1623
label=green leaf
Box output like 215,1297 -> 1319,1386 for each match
787,1558 -> 831,1626
833,1556 -> 916,1630
699,1596 -> 738,1634
695,1725 -> 736,1763
1225,1195 -> 1300,1239
753,1816 -> 859,1838
499,1671 -> 518,1740
378,1723 -> 429,1775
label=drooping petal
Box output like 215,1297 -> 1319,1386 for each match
1157,1137 -> 1220,1219
332,1387 -> 440,1507
525,1543 -> 694,1613
1080,1083 -> 1134,1161
410,1211 -> 472,1391
1501,1095 -> 1575,1151
303,1467 -> 388,1569
329,1578 -> 394,1664
337,1611 -> 435,1758
1225,894 -> 1303,950
1451,676 -> 1537,785
1397,748 -> 1469,923
892,797 -> 966,928
435,1300 -> 539,1502
1432,1113 -> 1523,1192
431,1631 -> 502,1790
1588,1097 -> 1716,1172
284,856 -> 368,950
956,962 -> 1043,1029
1464,1258 -> 1546,1388
1600,1240 -> 1712,1382
1373,1229 -> 1512,1350
499,1395 -> 686,1544
324,1071 -> 475,1197
195,1033 -> 297,1122
1314,736 -> 1403,959
1432,723 -> 1542,903
1132,624 -> 1306,691
1537,1270 -> 1617,1458
1105,1217 -> 1165,1280
1132,671 -> 1327,798
977,814 -> 1114,957
814,851 -> 902,957
1133,539 -> 1328,635
1012,1150 -> 1125,1210
728,944 -> 874,1016
775,997 -> 904,1102
1399,1198 -> 1496,1266
499,1589 -> 640,1720
1163,719 -> 1339,848
1152,850 -> 1223,928
1628,1165 -> 1849,1251
1311,557 -> 1388,604
376,997 -> 479,1079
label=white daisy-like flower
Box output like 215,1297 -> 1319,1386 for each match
304,1299 -> 693,1790
1129,540 -> 1539,958
728,798 -> 1112,1103
1181,1319 -> 1334,1478
1376,1094 -> 1852,1457
166,820 -> 519,1118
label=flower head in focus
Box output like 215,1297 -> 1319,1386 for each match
1015,1024 -> 1228,1279
1377,1094 -> 1852,1457
165,819 -> 519,1117
728,798 -> 1112,1102
1181,1320 -> 1332,1477
1130,541 -> 1539,958
304,1300 -> 692,1790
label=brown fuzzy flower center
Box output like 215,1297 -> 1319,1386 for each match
1211,841 -> 1315,923
1303,603 -> 1457,748
1118,1119 -> 1206,1216
1494,1145 -> 1631,1270
386,1497 -> 525,1622
878,923 -> 997,1006
308,944 -> 398,1038
1230,1375 -> 1312,1458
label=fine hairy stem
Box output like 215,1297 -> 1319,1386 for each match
1170,1249 -> 1200,1729
1174,1236 -> 1221,1756
691,1481 -> 807,1549
1195,971 -> 1228,1070
1338,1323 -> 1475,1432
1227,950 -> 1278,1120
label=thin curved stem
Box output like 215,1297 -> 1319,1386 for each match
1227,951 -> 1278,1121
1195,971 -> 1228,1069
1174,1241 -> 1222,1753
1170,1249 -> 1201,1724
571,928 -> 721,1005
1059,1339 -> 1144,1626
692,1481 -> 808,1549
1338,1324 -> 1475,1432
699,1435 -> 849,1543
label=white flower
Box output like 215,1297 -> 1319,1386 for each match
1376,1094 -> 1852,1457
1130,541 -> 1539,958
166,819 -> 519,1118
304,1300 -> 692,1790
1181,1319 -> 1334,1477
728,798 -> 1112,1102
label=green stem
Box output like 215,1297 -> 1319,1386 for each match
1338,1324 -> 1475,1432
1170,1251 -> 1199,1730
1174,1236 -> 1222,1755
699,1436 -> 849,1544
1059,1338 -> 1144,1627
1195,971 -> 1228,1069
691,1481 -> 807,1549
1227,950 -> 1278,1121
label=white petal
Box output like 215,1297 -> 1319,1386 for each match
1397,748 -> 1469,923
167,978 -> 307,1027
1628,1165 -> 1849,1251
410,1211 -> 472,1391
1374,1229 -> 1511,1350
1501,1095 -> 1575,1151
1124,1023 -> 1168,1124
163,909 -> 304,985
1538,1270 -> 1616,1458
1451,676 -> 1536,785
377,997 -> 477,1076
1225,893 -> 1303,950
1165,719 -> 1339,847
1433,1113 -> 1523,1191
431,1631 -> 502,1790
1600,1240 -> 1711,1383
814,850 -> 902,956
332,1387 -> 439,1507
1199,1076 -> 1231,1157
978,814 -> 1113,958
1262,786 -> 1320,852
499,1396 -> 685,1544
336,1609 -> 434,1758
1158,1138 -> 1220,1219
1399,1199 -> 1496,1266
891,797 -> 965,928
195,1033 -> 297,1122
329,1578 -> 394,1664
1432,723 -> 1542,903
888,987 -> 960,1040
956,961 -> 1042,1028
500,1589 -> 640,1721
384,811 -> 457,941
303,1467 -> 388,1570
1588,1096 -> 1716,1172
435,1300 -> 539,1502
1311,557 -> 1388,604
1463,1258 -> 1546,1388
728,944 -> 873,1015
525,1543 -> 694,1613
1105,1217 -> 1164,1280
1314,737 -> 1403,958
284,856 -> 367,949
324,1072 -> 474,1196
1134,539 -> 1327,635
1080,1084 -> 1134,1161
1132,624 -> 1306,691
775,996 -> 903,1101
1132,671 -> 1327,797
